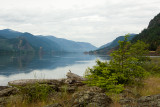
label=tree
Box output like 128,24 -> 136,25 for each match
84,34 -> 149,93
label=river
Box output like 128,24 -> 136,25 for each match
0,53 -> 110,86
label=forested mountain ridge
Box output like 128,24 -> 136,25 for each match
90,13 -> 160,55
132,13 -> 160,51
0,29 -> 97,53
45,36 -> 97,52
0,36 -> 34,53
89,34 -> 136,54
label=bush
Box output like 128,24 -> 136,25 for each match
16,83 -> 53,103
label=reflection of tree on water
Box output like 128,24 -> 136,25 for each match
16,54 -> 35,70
0,53 -> 110,76
0,53 -> 35,75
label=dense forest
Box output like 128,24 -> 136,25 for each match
132,13 -> 160,51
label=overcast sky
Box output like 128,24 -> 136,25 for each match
0,0 -> 160,47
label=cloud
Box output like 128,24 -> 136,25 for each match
0,0 -> 160,47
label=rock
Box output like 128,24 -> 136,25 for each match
137,94 -> 160,106
71,86 -> 112,107
120,94 -> 160,107
119,98 -> 135,105
0,88 -> 18,97
0,86 -> 9,91
44,103 -> 63,107
8,79 -> 63,86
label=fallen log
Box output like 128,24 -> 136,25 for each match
8,79 -> 64,86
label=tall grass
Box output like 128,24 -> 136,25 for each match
17,83 -> 53,103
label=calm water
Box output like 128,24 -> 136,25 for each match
0,53 -> 110,86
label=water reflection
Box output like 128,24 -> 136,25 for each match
0,53 -> 110,85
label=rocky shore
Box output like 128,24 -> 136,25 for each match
0,72 -> 160,107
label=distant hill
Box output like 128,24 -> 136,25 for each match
132,13 -> 160,51
90,34 -> 136,54
45,36 -> 97,52
0,29 -> 97,53
21,33 -> 61,52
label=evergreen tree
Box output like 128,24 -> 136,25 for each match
84,34 -> 149,93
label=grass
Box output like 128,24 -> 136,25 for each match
137,76 -> 160,96
109,56 -> 160,105
6,92 -> 73,107
5,84 -> 74,107
5,75 -> 160,107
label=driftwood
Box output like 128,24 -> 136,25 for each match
8,79 -> 63,86
8,72 -> 85,87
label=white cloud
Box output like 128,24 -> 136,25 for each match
0,0 -> 160,47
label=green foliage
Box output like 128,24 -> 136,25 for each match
84,60 -> 124,93
130,40 -> 150,63
16,83 -> 53,103
84,34 -> 149,93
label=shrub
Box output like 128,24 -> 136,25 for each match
16,83 -> 53,103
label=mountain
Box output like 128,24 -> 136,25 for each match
0,29 -> 22,38
132,13 -> 160,51
0,36 -> 34,53
0,29 -> 97,53
98,42 -> 112,49
0,30 -> 61,52
44,36 -> 97,52
90,34 -> 136,54
20,33 -> 61,52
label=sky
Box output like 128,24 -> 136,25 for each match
0,0 -> 160,47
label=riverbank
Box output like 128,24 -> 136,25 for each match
1,71 -> 160,107
0,72 -> 113,107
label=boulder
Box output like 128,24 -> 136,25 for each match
0,86 -> 9,91
137,94 -> 160,106
120,94 -> 160,107
0,88 -> 17,97
71,86 -> 112,107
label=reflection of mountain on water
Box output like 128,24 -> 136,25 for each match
0,53 -> 110,76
